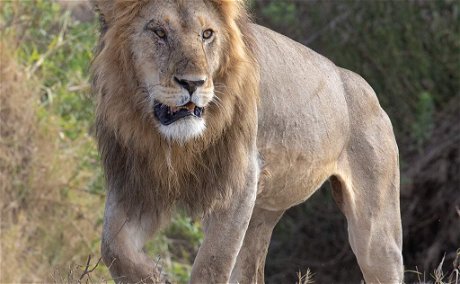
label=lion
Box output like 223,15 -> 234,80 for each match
91,1 -> 403,283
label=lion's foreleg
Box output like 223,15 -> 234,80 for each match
189,159 -> 259,284
101,190 -> 169,283
230,207 -> 284,284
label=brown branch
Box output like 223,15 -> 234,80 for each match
78,255 -> 102,283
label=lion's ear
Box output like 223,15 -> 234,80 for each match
208,0 -> 246,21
90,0 -> 114,31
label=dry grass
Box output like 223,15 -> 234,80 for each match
408,249 -> 460,284
1,37 -> 41,282
296,268 -> 314,284
0,32 -> 109,283
296,253 -> 460,284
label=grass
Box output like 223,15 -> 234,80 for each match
296,268 -> 314,284
405,250 -> 460,284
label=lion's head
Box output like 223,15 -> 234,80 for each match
92,0 -> 258,144
92,0 -> 259,212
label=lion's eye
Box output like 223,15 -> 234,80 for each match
202,29 -> 214,40
154,29 -> 167,39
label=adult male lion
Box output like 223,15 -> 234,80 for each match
91,1 -> 403,283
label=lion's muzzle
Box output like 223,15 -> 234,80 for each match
174,77 -> 206,96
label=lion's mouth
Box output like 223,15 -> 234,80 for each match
153,101 -> 204,125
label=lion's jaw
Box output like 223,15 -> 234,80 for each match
128,1 -> 224,143
157,116 -> 207,143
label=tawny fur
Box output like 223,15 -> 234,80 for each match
92,1 -> 404,283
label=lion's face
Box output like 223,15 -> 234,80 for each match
128,1 -> 225,142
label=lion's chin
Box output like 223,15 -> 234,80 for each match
157,117 -> 206,143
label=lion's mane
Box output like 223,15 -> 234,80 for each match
91,0 -> 260,214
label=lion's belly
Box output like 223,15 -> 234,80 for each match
255,112 -> 347,211
254,95 -> 350,210
255,147 -> 338,211
254,81 -> 349,211
254,89 -> 350,211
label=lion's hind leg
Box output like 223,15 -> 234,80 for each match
333,140 -> 403,283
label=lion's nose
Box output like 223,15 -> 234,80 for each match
174,77 -> 205,96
